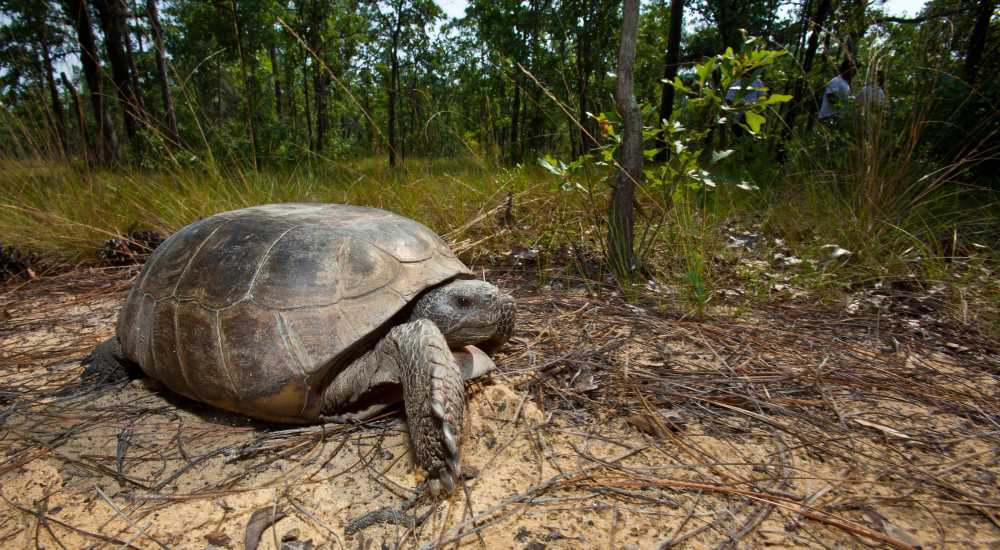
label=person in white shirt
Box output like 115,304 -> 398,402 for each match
819,60 -> 858,121
856,70 -> 886,108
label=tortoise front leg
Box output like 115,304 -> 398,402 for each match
320,319 -> 465,496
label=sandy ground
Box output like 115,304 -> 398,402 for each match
1,269 -> 998,549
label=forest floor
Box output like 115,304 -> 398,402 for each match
1,266 -> 998,549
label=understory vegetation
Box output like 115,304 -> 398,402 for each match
0,0 -> 997,335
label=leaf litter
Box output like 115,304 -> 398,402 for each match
0,267 -> 998,549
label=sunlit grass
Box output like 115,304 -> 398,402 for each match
0,156 -> 592,266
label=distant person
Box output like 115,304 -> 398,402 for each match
726,76 -> 765,135
726,76 -> 766,105
819,60 -> 858,122
856,69 -> 886,108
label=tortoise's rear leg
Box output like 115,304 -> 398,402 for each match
82,337 -> 137,384
320,319 -> 465,496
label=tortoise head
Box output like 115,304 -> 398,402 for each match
410,279 -> 515,352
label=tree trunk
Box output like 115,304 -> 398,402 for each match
268,42 -> 284,118
655,0 -> 684,162
576,41 -> 596,156
843,0 -> 869,64
406,75 -> 418,159
510,74 -> 521,164
806,3 -> 835,130
61,72 -> 89,162
40,38 -> 67,155
62,0 -> 118,164
388,26 -> 400,167
555,35 -> 577,154
609,0 -> 641,283
783,0 -> 832,135
715,0 -> 737,50
132,1 -> 144,55
362,82 -> 373,151
121,2 -> 146,117
303,54 -> 313,151
284,45 -> 296,117
963,0 -> 995,83
309,0 -> 327,152
92,0 -> 142,151
230,0 -> 259,169
146,0 -> 179,145
313,66 -> 327,151
794,0 -> 813,61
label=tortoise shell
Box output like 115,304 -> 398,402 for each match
116,204 -> 470,423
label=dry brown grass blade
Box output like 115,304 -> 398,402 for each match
584,476 -> 918,549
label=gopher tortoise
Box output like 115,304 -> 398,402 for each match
88,203 -> 515,495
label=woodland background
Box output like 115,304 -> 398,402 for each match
0,0 -> 997,328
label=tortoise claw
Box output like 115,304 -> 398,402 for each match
439,468 -> 456,495
430,399 -> 446,420
447,455 -> 461,478
442,422 -> 458,456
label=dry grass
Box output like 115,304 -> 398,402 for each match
0,157 -> 591,267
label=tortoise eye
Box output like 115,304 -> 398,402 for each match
456,296 -> 471,308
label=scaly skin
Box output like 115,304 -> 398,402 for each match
321,320 -> 465,494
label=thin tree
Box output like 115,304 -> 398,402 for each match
230,0 -> 259,169
308,0 -> 328,152
92,0 -> 144,151
40,34 -> 67,155
61,0 -> 118,163
567,0 -> 618,157
782,0 -> 832,136
268,41 -> 283,119
387,6 -> 402,166
655,0 -> 684,162
60,71 -> 90,163
963,0 -> 996,83
145,0 -> 179,145
373,0 -> 439,167
608,0 -> 641,283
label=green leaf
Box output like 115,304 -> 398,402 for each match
744,111 -> 765,134
711,149 -> 734,164
695,58 -> 716,87
671,76 -> 689,94
764,94 -> 792,105
538,154 -> 565,177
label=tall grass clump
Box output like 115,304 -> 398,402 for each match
0,152 -> 593,267
770,58 -> 999,286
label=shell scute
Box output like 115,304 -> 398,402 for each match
249,227 -> 406,309
218,302 -> 305,414
174,214 -> 296,309
173,303 -> 237,404
273,305 -> 360,376
139,217 -> 229,298
149,300 -> 180,388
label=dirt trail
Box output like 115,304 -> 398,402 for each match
1,269 -> 998,549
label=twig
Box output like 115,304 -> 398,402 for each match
4,497 -> 144,549
94,486 -> 168,550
